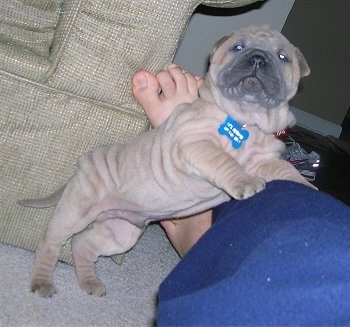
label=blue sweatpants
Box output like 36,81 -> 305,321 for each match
157,180 -> 350,325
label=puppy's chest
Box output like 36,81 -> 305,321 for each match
218,123 -> 282,162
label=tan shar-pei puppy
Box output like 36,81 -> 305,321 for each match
20,25 -> 315,298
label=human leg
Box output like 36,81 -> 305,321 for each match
160,211 -> 212,257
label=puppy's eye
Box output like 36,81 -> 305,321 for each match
278,53 -> 288,62
233,44 -> 244,52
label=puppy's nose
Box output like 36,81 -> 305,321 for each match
249,55 -> 266,70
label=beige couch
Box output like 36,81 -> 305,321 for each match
0,0 -> 258,263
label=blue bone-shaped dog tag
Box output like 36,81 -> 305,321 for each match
218,117 -> 249,149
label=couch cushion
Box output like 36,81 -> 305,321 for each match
0,0 -> 61,80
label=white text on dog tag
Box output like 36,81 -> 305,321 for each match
218,117 -> 249,149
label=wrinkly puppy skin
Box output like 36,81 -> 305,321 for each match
20,25 -> 315,298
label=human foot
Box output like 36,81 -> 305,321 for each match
132,64 -> 202,128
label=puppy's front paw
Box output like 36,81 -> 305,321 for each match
230,175 -> 266,200
30,279 -> 56,298
80,279 -> 106,297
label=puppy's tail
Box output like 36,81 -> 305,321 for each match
18,186 -> 65,208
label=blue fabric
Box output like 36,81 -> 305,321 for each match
157,181 -> 350,326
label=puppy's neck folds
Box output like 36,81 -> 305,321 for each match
199,77 -> 296,134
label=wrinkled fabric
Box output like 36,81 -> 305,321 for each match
158,180 -> 350,325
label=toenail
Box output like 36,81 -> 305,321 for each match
134,74 -> 148,89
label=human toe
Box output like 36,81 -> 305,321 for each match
156,70 -> 177,98
132,70 -> 160,107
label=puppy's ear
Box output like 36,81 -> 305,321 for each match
209,34 -> 231,62
296,47 -> 310,77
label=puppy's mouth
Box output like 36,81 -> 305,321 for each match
217,48 -> 287,108
241,76 -> 263,94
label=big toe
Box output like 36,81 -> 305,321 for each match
132,70 -> 160,111
132,70 -> 174,127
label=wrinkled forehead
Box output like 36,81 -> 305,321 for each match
228,27 -> 293,52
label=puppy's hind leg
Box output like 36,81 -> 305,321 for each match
72,216 -> 143,296
30,189 -> 100,298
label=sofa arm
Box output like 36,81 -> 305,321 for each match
203,0 -> 262,7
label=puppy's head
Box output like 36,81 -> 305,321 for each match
209,25 -> 309,111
